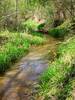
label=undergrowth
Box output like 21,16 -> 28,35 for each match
49,20 -> 72,38
39,36 -> 75,99
0,30 -> 45,73
21,19 -> 45,34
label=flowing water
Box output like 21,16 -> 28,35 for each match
0,36 -> 59,100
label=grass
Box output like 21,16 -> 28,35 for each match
0,30 -> 46,73
22,33 -> 46,45
39,36 -> 75,99
58,78 -> 75,100
21,19 -> 45,33
48,20 -> 72,38
21,19 -> 40,32
65,78 -> 75,100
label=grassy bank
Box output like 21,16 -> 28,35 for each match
39,36 -> 75,99
0,30 -> 46,73
58,78 -> 75,100
48,20 -> 72,38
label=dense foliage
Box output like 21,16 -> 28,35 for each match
39,36 -> 75,99
0,31 -> 45,73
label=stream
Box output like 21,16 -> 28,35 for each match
0,36 -> 59,100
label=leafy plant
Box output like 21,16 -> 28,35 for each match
49,20 -> 72,38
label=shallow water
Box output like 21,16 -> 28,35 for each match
0,36 -> 59,100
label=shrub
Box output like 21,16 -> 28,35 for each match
21,19 -> 40,32
21,19 -> 45,33
49,27 -> 68,38
49,20 -> 72,38
37,23 -> 45,31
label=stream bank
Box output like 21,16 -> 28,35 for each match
0,36 -> 59,100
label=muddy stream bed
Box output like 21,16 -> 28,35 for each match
0,36 -> 59,100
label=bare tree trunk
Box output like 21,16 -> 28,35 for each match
16,0 -> 18,31
71,0 -> 74,21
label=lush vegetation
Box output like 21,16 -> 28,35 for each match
49,20 -> 72,38
0,30 -> 45,73
0,0 -> 75,99
21,19 -> 40,32
39,36 -> 75,99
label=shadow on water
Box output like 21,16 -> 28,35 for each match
0,36 -> 59,100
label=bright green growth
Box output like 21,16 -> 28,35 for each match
39,36 -> 75,99
0,30 -> 45,73
22,19 -> 40,32
22,19 -> 45,32
49,20 -> 72,38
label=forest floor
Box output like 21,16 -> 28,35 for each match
0,35 -> 59,100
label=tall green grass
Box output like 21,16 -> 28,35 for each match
0,31 -> 45,73
39,36 -> 75,99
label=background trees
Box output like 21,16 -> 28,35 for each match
0,0 -> 75,31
